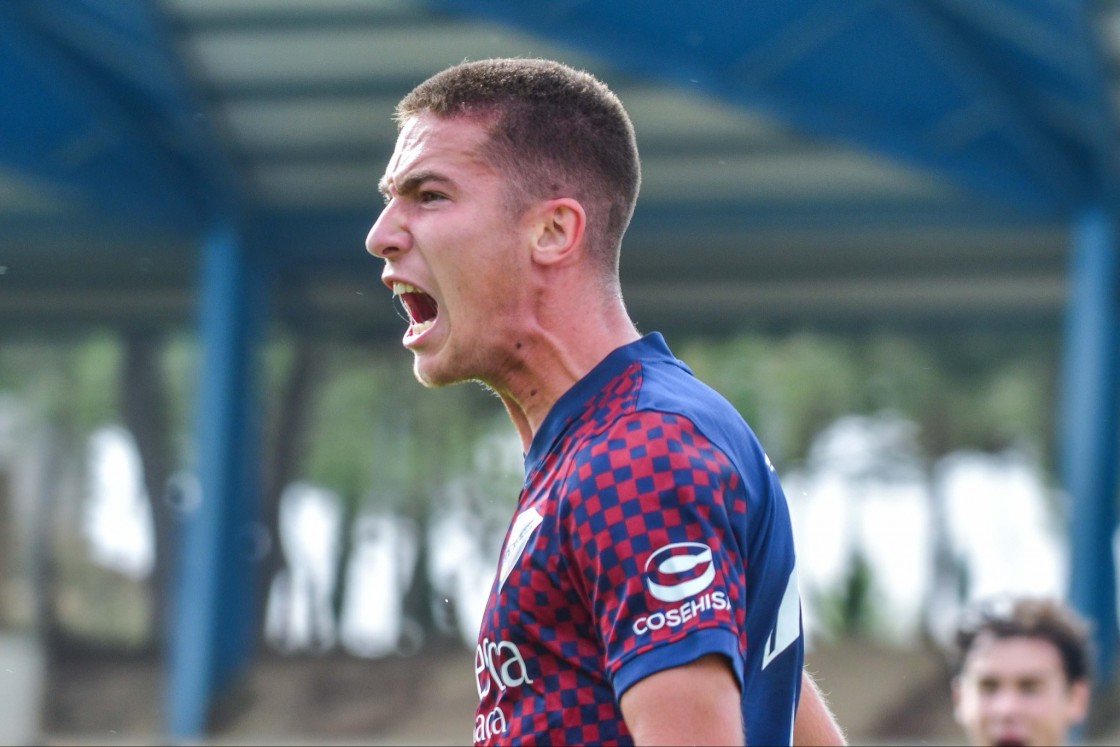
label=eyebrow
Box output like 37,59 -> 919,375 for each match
378,169 -> 452,200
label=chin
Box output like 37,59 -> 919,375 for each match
411,333 -> 498,390
412,354 -> 464,389
411,360 -> 444,389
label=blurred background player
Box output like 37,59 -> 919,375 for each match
951,596 -> 1092,746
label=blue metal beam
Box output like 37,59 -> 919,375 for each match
425,0 -> 1088,215
1,11 -> 267,736
924,1 -> 1096,166
0,1 -> 204,232
1059,0 -> 1120,690
1059,208 -> 1120,688
0,0 -> 240,235
884,0 -> 1084,201
167,222 -> 265,738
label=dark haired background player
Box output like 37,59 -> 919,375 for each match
367,56 -> 844,746
952,597 -> 1093,747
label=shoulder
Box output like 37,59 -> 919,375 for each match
566,409 -> 741,498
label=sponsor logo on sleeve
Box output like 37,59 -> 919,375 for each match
645,541 -> 717,602
633,541 -> 729,635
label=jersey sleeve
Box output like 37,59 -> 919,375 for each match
556,409 -> 749,699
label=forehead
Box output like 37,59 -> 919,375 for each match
962,634 -> 1066,679
380,113 -> 494,191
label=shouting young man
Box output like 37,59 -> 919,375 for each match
367,57 -> 844,747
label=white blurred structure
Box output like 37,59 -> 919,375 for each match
81,413 -> 1069,654
84,426 -> 154,579
264,483 -> 341,653
785,413 -> 1065,649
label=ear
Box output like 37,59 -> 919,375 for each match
530,197 -> 585,267
950,678 -> 965,724
1066,679 -> 1091,724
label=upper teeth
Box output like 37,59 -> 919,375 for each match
393,282 -> 420,296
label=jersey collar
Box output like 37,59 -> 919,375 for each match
523,332 -> 673,476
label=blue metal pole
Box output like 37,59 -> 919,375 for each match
1060,206 -> 1120,688
167,220 -> 263,738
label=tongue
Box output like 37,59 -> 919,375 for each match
403,291 -> 438,323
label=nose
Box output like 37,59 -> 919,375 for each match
366,200 -> 410,260
986,688 -> 1024,720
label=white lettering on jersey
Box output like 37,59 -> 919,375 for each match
475,637 -> 534,698
761,562 -> 801,670
474,705 -> 507,742
499,507 -> 542,590
632,590 -> 730,635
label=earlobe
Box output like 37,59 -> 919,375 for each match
1068,680 -> 1091,722
532,198 -> 585,266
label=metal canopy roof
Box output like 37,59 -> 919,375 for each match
3,0 -> 1120,739
4,0 -> 1117,335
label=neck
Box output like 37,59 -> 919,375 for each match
492,295 -> 639,452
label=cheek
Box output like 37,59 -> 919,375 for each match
953,690 -> 984,723
474,239 -> 531,293
1018,691 -> 1068,725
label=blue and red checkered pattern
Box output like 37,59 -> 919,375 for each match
473,333 -> 802,746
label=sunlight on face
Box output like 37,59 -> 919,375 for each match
370,113 -> 534,390
953,635 -> 1089,747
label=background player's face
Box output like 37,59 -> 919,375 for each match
368,112 -> 536,388
952,634 -> 1089,747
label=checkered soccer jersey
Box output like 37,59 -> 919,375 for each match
473,333 -> 803,746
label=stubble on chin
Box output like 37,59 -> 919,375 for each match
410,330 -> 512,391
411,350 -> 473,390
411,356 -> 443,389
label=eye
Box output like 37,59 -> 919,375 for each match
419,190 -> 446,203
978,679 -> 1000,695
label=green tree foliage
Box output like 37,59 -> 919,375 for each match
161,331 -> 202,464
0,324 -> 1059,650
861,332 -> 1055,462
678,329 -> 1055,470
679,332 -> 864,465
294,340 -> 511,642
680,327 -> 1059,642
814,550 -> 880,638
0,333 -> 121,432
301,343 -> 506,510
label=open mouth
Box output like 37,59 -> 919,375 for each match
393,282 -> 438,337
